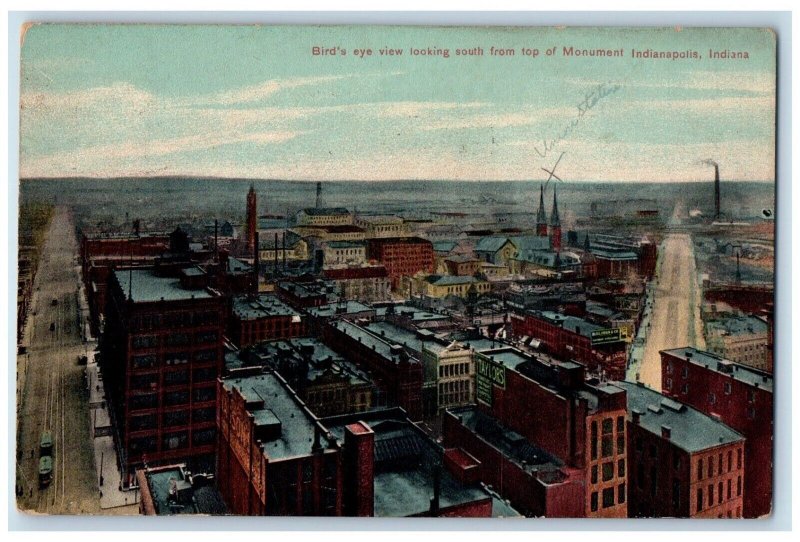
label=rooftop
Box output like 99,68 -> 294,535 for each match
221,371 -> 335,461
706,315 -> 769,336
300,207 -> 350,216
662,347 -> 773,392
232,294 -> 301,321
114,268 -> 214,303
532,310 -> 604,338
475,236 -> 511,253
426,275 -> 482,287
332,320 -> 417,365
617,381 -> 744,453
322,409 -> 489,517
307,300 -> 374,318
140,465 -> 227,515
449,407 -> 567,482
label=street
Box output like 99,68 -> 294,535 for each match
636,232 -> 705,391
16,207 -> 101,514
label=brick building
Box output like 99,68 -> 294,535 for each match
216,368 -> 343,516
443,347 -> 628,517
81,231 -> 171,329
705,315 -> 771,373
228,294 -> 307,348
617,381 -> 745,518
322,319 -> 424,420
660,348 -> 773,518
226,337 -> 377,418
366,237 -> 434,289
510,310 -> 628,380
100,267 -> 226,481
322,408 -> 505,517
322,265 -> 391,303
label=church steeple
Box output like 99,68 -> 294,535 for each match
536,185 -> 548,236
550,186 -> 562,252
550,186 -> 561,227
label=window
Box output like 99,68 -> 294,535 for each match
617,435 -> 625,455
618,483 -> 626,504
737,449 -> 742,470
708,393 -> 716,405
697,488 -> 704,512
162,431 -> 189,450
698,458 -> 704,481
718,453 -> 723,475
708,484 -> 714,505
681,383 -> 689,394
602,418 -> 613,435
746,407 -> 756,420
682,367 -> 689,379
708,456 -> 714,478
737,476 -> 742,497
666,362 -> 673,375
164,390 -> 189,406
727,479 -> 732,500
132,354 -> 157,369
724,382 -> 732,395
602,436 -> 614,458
602,462 -> 614,482
591,465 -> 598,484
727,450 -> 733,473
665,377 -> 673,390
617,416 -> 625,433
673,451 -> 682,470
602,487 -> 615,508
591,491 -> 598,512
718,482 -> 723,504
618,458 -> 625,478
163,410 -> 189,427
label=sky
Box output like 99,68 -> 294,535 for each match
19,25 -> 776,182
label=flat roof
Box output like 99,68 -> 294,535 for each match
706,315 -> 768,336
661,347 -> 773,393
617,381 -> 744,453
366,321 -> 430,353
322,411 -> 488,517
300,207 -> 350,216
143,466 -> 227,515
449,407 -> 566,480
232,294 -> 300,321
532,310 -> 603,338
221,372 -> 332,461
307,301 -> 374,318
114,268 -> 213,303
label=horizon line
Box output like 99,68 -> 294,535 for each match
19,176 -> 776,184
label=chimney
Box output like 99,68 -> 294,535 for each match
253,231 -> 260,294
214,219 -> 219,262
282,232 -> 287,271
632,409 -> 642,425
274,232 -> 279,278
661,425 -> 672,440
343,422 -> 374,517
312,425 -> 323,453
714,164 -> 720,220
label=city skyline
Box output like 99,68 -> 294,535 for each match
20,25 -> 775,182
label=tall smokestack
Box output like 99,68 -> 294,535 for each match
282,232 -> 287,271
253,231 -> 260,294
274,232 -> 279,278
714,164 -> 720,220
214,219 -> 219,262
315,182 -> 322,209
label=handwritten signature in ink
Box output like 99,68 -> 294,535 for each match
533,82 -> 622,158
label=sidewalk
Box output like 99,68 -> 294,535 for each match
87,356 -> 139,510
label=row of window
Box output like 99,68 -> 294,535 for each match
591,459 -> 625,484
128,427 -> 216,454
696,476 -> 742,512
131,310 -> 221,331
129,386 -> 216,410
590,484 -> 626,512
439,362 -> 471,378
590,416 -> 626,461
129,407 -> 216,432
131,348 -> 218,369
697,449 -> 742,481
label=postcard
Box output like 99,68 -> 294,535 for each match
16,24 -> 775,519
